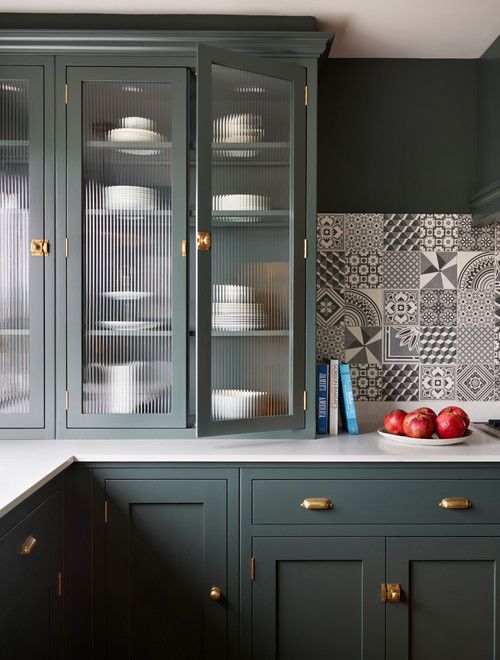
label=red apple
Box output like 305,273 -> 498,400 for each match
439,406 -> 470,429
414,406 -> 437,423
435,411 -> 467,439
403,412 -> 435,439
384,409 -> 407,435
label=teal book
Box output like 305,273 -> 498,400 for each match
339,363 -> 359,435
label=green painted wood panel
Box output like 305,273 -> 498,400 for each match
252,536 -> 385,660
386,537 -> 500,660
104,478 -> 228,659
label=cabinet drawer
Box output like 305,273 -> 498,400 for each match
252,479 -> 500,525
0,491 -> 62,599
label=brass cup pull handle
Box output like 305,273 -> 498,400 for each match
209,586 -> 222,602
439,497 -> 472,509
381,583 -> 401,603
300,497 -> 333,510
20,535 -> 37,556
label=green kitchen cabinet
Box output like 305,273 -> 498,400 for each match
92,468 -> 239,659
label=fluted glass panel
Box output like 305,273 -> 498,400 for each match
82,81 -> 173,414
0,80 -> 30,414
210,65 -> 292,421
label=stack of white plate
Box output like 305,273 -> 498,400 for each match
213,194 -> 270,211
213,113 -> 264,143
212,283 -> 266,330
213,284 -> 253,303
104,185 -> 156,210
107,117 -> 164,154
212,389 -> 268,420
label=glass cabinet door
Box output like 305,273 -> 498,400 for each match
0,66 -> 45,428
196,45 -> 306,435
66,67 -> 187,428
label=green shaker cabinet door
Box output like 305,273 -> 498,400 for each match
105,479 -> 228,660
252,537 -> 385,660
386,537 -> 500,660
196,44 -> 306,436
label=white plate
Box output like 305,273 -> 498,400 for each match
377,426 -> 472,446
102,291 -> 153,301
108,128 -> 163,143
98,321 -> 160,331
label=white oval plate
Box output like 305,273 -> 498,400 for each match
102,291 -> 153,301
377,426 -> 472,446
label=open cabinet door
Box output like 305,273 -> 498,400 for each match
196,44 -> 306,436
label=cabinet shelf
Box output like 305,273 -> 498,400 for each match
0,329 -> 29,336
86,140 -> 171,150
212,330 -> 289,337
211,210 -> 289,227
0,139 -> 29,147
87,329 -> 171,337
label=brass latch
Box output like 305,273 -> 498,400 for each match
197,231 -> 211,251
381,583 -> 401,603
31,239 -> 49,256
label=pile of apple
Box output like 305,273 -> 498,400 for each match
384,406 -> 470,439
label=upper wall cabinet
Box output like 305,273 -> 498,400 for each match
0,29 -> 332,438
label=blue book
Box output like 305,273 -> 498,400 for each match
339,363 -> 359,435
316,362 -> 329,435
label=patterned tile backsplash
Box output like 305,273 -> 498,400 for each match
316,213 -> 499,402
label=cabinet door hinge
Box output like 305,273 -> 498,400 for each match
304,85 -> 308,107
304,238 -> 308,259
181,239 -> 188,257
250,557 -> 255,581
104,499 -> 108,524
65,390 -> 69,411
57,572 -> 63,597
303,390 -> 307,411
64,83 -> 68,105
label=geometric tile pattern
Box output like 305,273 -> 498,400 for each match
317,214 -> 344,250
420,326 -> 457,364
316,213 -> 499,401
381,363 -> 420,401
420,252 -> 458,289
419,289 -> 457,325
345,289 -> 383,326
350,364 -> 383,401
456,364 -> 495,401
457,252 -> 495,290
384,290 -> 418,325
420,365 -> 455,400
383,213 -> 421,251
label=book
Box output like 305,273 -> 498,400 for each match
316,362 -> 329,435
328,359 -> 339,435
339,363 -> 359,434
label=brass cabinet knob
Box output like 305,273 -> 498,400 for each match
300,497 -> 333,510
439,497 -> 472,509
209,586 -> 222,602
20,535 -> 37,556
381,583 -> 401,603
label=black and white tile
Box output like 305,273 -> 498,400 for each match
316,288 -> 344,327
457,252 -> 495,290
383,252 -> 420,289
383,213 -> 421,251
457,289 -> 494,326
457,325 -> 495,364
350,364 -> 383,401
345,251 -> 383,288
456,364 -> 495,401
345,326 -> 382,364
457,215 -> 495,251
316,251 -> 345,289
420,252 -> 457,289
383,326 -> 420,363
384,290 -> 418,325
316,324 -> 344,361
345,289 -> 383,326
420,326 -> 457,364
419,289 -> 457,325
344,213 -> 383,251
420,365 -> 455,400
317,214 -> 344,250
381,363 -> 420,401
419,214 -> 458,251
495,287 -> 500,325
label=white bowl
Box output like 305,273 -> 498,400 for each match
120,116 -> 154,130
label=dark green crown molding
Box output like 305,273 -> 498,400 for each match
0,29 -> 333,59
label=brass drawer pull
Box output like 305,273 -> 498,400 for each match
300,497 -> 333,510
381,583 -> 401,603
20,535 -> 37,556
209,586 -> 222,602
439,497 -> 472,509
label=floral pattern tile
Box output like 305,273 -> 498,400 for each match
419,214 -> 458,251
383,326 -> 420,363
419,290 -> 457,325
350,364 -> 383,401
457,252 -> 495,290
457,289 -> 494,326
345,251 -> 383,288
317,214 -> 344,250
420,365 -> 455,400
344,213 -> 383,251
384,290 -> 418,325
457,215 -> 495,251
316,324 -> 344,361
456,364 -> 495,401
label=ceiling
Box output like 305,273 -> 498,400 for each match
1,0 -> 500,58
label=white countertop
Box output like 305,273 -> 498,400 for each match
1,426 -> 500,518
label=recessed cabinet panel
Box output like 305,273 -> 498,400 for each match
197,45 -> 306,435
66,67 -> 187,429
0,67 -> 45,428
